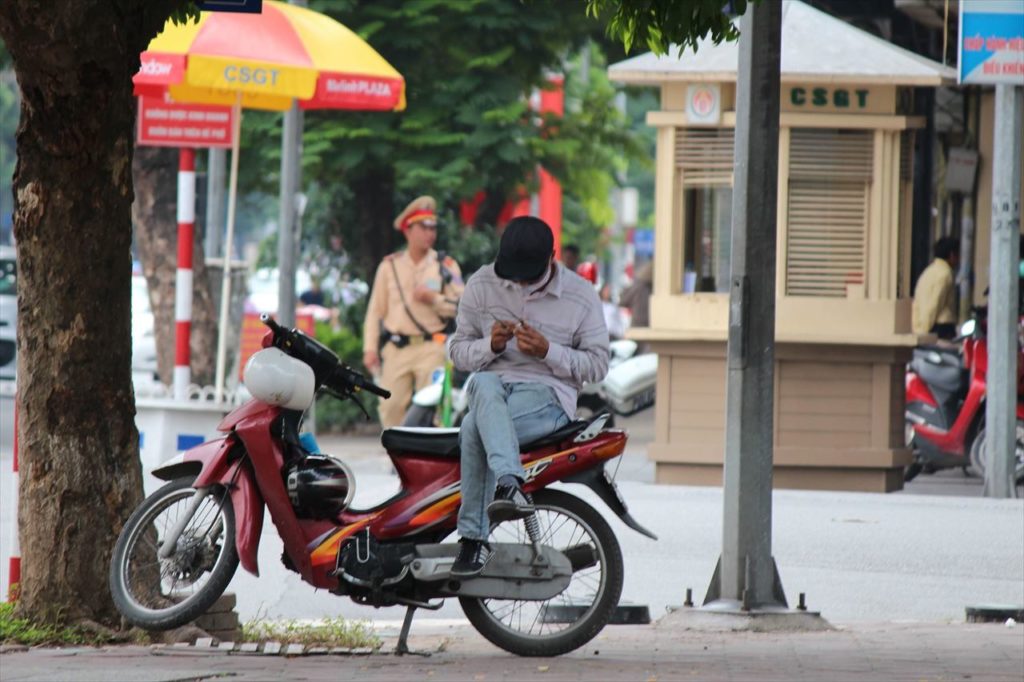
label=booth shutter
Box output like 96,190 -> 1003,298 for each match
786,129 -> 873,297
676,128 -> 735,186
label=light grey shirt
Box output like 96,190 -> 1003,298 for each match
447,262 -> 609,418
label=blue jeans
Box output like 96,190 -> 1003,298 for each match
457,372 -> 570,540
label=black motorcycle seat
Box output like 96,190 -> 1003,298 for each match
381,427 -> 460,458
381,420 -> 591,460
910,348 -> 965,394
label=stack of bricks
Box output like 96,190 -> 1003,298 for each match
193,592 -> 243,643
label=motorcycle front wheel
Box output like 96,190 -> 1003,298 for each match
109,477 -> 239,630
459,489 -> 624,657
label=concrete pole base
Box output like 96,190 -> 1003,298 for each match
658,602 -> 833,633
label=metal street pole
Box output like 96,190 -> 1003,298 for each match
277,0 -> 307,328
983,84 -> 1022,499
204,148 -> 226,258
277,99 -> 302,328
703,0 -> 787,610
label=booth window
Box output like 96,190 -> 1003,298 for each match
786,128 -> 873,298
676,128 -> 735,293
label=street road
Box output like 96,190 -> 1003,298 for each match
1,408 -> 1020,629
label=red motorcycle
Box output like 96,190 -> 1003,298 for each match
905,309 -> 1024,482
110,315 -> 655,657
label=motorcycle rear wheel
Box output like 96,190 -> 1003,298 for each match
459,489 -> 623,657
969,419 -> 1024,497
109,477 -> 238,630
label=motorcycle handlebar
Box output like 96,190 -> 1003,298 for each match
260,313 -> 284,335
261,314 -> 392,400
332,366 -> 391,399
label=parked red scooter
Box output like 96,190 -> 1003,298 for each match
904,308 -> 1024,481
110,315 -> 655,657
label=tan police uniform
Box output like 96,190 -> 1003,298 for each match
364,197 -> 464,427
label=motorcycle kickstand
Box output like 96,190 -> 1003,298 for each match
395,606 -> 431,657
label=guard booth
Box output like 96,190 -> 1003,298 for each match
609,0 -> 956,492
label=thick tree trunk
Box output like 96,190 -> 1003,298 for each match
0,0 -> 180,625
132,146 -> 218,387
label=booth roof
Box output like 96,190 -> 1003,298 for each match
608,0 -> 956,86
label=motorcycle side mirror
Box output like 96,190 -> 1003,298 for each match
959,319 -> 977,338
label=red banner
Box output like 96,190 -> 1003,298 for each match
134,52 -> 186,89
307,74 -> 404,111
137,95 -> 235,149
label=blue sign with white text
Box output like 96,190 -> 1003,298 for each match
197,0 -> 262,13
958,0 -> 1024,84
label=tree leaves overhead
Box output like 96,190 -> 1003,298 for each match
233,0 -> 648,279
587,0 -> 747,55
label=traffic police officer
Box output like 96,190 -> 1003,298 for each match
363,196 -> 464,427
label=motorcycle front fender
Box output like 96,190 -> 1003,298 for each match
152,437 -> 230,483
153,437 -> 264,576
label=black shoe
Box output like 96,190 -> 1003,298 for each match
450,539 -> 492,578
487,483 -> 535,523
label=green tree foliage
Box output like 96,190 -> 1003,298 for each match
587,0 -> 747,55
237,0 -> 647,286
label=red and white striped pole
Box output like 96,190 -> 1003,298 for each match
175,148 -> 195,401
7,399 -> 19,601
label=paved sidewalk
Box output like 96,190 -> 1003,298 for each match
1,619 -> 1022,681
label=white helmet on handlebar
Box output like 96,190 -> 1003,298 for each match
244,347 -> 315,410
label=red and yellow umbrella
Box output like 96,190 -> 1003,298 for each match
134,0 -> 405,112
133,2 -> 405,401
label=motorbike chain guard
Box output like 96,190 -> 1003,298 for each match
410,542 -> 572,601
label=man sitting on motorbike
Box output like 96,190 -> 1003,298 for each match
447,217 -> 609,577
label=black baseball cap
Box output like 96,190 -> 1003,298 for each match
494,216 -> 554,282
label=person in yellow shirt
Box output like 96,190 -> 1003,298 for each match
912,237 -> 960,339
363,196 -> 464,428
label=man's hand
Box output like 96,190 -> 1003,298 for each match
363,349 -> 381,373
413,285 -> 437,305
514,321 -> 549,359
490,320 -> 516,353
